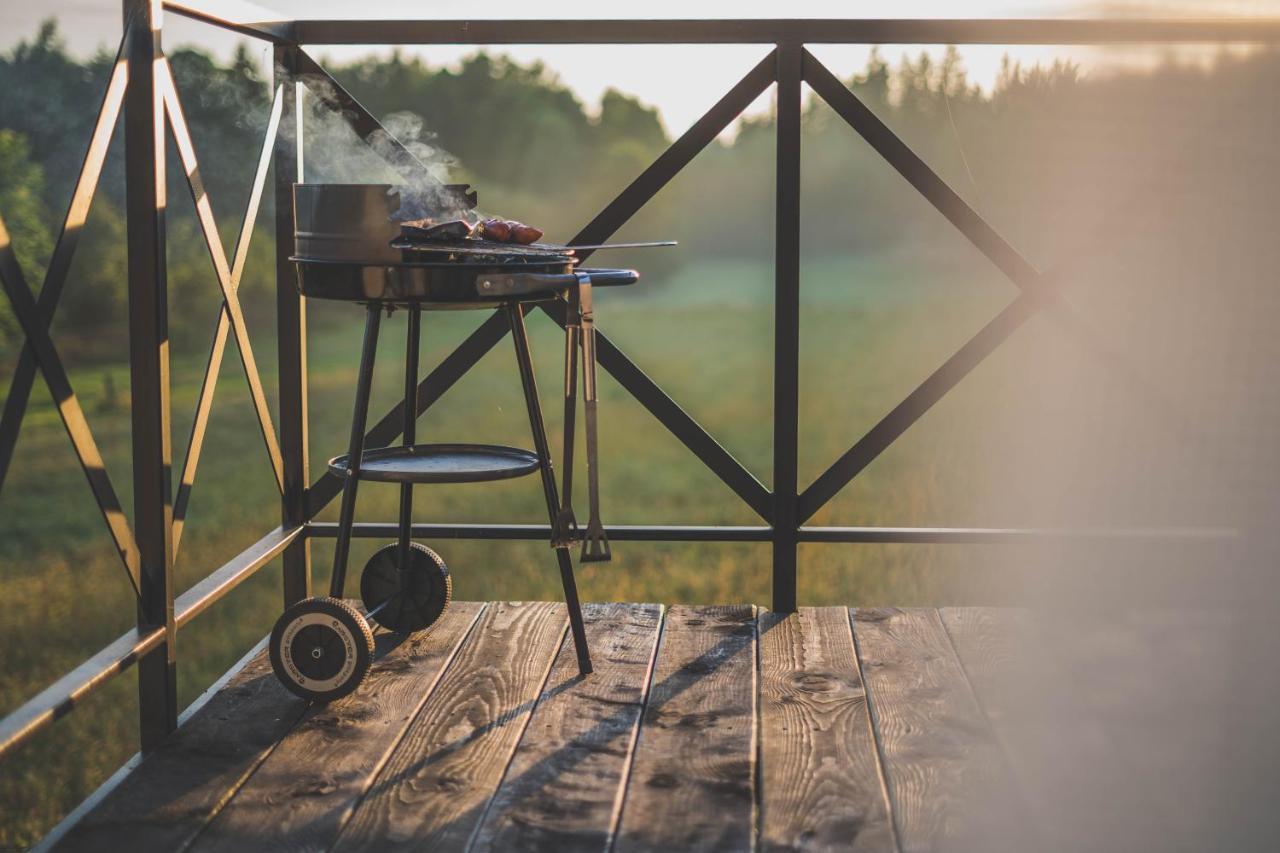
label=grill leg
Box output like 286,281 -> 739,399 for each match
506,304 -> 593,675
330,303 -> 382,599
397,306 -> 421,570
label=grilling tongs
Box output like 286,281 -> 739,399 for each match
553,273 -> 611,562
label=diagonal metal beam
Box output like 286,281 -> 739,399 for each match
570,48 -> 777,262
0,43 -> 130,493
538,299 -> 772,522
798,294 -> 1041,523
158,59 -> 285,497
801,49 -> 1045,295
309,294 -> 775,524
798,50 -> 1180,522
0,212 -> 141,596
172,84 -> 285,557
807,47 -> 1194,430
307,309 -> 518,517
794,49 -> 1064,523
293,48 -> 439,186
306,54 -> 775,518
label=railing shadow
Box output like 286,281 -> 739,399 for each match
337,606 -> 769,848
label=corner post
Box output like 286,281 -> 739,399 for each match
124,0 -> 177,749
772,42 -> 802,613
275,44 -> 311,605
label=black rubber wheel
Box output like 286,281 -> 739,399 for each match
360,542 -> 452,634
269,597 -> 374,703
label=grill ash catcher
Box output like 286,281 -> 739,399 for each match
269,183 -> 664,703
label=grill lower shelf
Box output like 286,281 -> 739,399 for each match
328,443 -> 541,484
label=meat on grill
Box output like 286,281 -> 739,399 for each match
399,216 -> 545,246
401,218 -> 474,242
478,218 -> 543,245
509,222 -> 543,244
478,219 -> 511,241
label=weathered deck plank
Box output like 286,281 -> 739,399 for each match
851,607 -> 1018,853
613,604 -> 758,853
189,601 -> 485,853
469,602 -> 663,853
759,607 -> 896,852
51,602 -> 1035,853
330,601 -> 567,852
50,647 -> 307,853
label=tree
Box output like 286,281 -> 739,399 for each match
0,130 -> 53,351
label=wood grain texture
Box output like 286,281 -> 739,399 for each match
189,602 -> 485,853
759,607 -> 896,852
330,601 -> 567,853
936,608 -> 1035,748
613,604 -> 758,853
469,603 -> 663,853
51,648 -> 307,853
851,608 -> 1018,853
935,609 -> 1022,707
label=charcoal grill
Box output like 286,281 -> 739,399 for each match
269,184 -> 641,703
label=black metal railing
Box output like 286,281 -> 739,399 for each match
0,0 -> 1268,763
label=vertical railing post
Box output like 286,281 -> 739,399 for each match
275,44 -> 311,606
772,42 -> 802,613
124,0 -> 177,750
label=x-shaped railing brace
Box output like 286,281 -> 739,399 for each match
0,37 -> 142,596
0,27 -> 289,596
159,63 -> 286,553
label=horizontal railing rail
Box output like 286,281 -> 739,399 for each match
0,3 -> 1255,775
161,4 -> 1280,45
310,522 -> 1234,544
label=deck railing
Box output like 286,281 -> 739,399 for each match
0,0 -> 1268,762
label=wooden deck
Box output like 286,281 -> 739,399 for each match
47,603 -> 1029,852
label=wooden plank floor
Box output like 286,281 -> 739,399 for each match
51,604 -> 1027,853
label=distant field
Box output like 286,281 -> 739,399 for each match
0,251 -> 1036,846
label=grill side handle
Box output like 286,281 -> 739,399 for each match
474,269 -> 638,299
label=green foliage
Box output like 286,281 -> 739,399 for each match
0,20 -> 111,211
167,44 -> 273,208
0,129 -> 52,348
332,51 -> 595,192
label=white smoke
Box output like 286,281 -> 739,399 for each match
283,71 -> 479,223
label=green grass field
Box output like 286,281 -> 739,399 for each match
0,251 -> 1041,846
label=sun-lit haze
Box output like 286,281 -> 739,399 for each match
4,0 -> 1280,133
5,2 -> 1280,849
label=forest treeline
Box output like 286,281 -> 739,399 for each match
1,18 -> 1277,357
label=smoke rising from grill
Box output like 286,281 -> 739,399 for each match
282,71 -> 480,224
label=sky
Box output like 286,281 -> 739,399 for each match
1,1 -> 1276,134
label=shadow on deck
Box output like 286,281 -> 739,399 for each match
46,603 -> 1031,852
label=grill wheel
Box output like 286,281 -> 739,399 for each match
269,597 -> 374,703
360,542 -> 452,634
